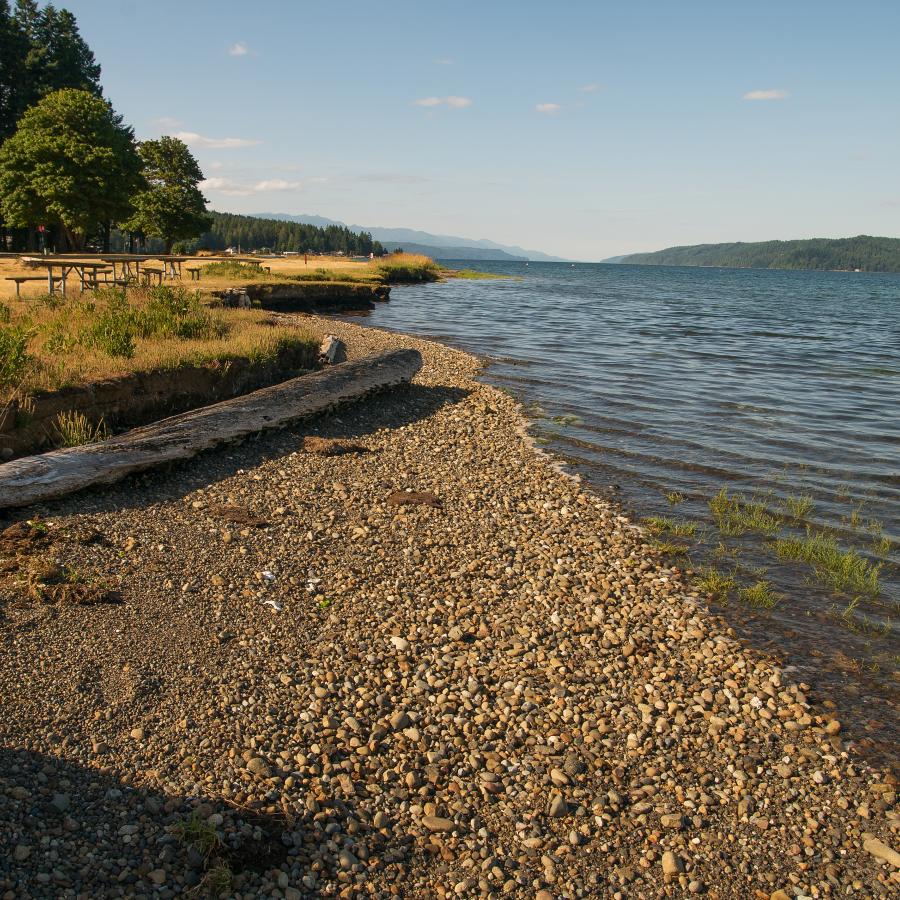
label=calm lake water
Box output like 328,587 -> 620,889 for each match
345,262 -> 899,765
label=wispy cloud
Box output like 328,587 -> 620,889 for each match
742,88 -> 789,101
152,116 -> 182,130
535,103 -> 561,114
354,172 -> 432,184
175,131 -> 262,149
201,177 -> 305,196
228,42 -> 249,57
578,83 -> 602,93
412,95 -> 472,108
433,57 -> 453,65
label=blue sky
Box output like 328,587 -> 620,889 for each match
65,0 -> 899,260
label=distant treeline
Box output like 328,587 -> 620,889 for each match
185,212 -> 386,256
619,236 -> 900,273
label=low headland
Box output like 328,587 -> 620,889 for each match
0,300 -> 897,897
610,235 -> 900,273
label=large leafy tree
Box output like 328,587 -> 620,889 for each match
124,137 -> 212,253
0,88 -> 144,249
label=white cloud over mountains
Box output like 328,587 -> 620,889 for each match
175,131 -> 262,149
228,42 -> 249,57
742,89 -> 789,101
535,103 -> 561,114
412,96 -> 472,108
201,177 -> 303,196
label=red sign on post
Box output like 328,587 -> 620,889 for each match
38,224 -> 45,233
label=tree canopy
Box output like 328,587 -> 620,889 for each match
124,137 -> 212,253
0,1 -> 101,142
0,88 -> 144,248
192,212 -> 385,256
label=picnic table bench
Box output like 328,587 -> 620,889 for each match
140,267 -> 164,286
5,275 -> 48,298
186,266 -> 202,281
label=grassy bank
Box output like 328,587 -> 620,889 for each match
442,267 -> 522,280
0,284 -> 319,405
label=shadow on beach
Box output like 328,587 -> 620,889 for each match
0,382 -> 469,526
0,742 -> 389,897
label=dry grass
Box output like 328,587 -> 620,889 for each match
0,254 -> 373,303
0,284 -> 319,403
0,251 -> 438,303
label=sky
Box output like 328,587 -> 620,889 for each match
63,0 -> 900,260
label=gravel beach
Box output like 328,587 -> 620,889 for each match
1,315 -> 897,899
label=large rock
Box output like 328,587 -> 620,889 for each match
319,335 -> 347,365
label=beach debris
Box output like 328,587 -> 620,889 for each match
0,520 -> 117,604
302,435 -> 369,456
262,599 -> 282,611
386,490 -> 442,508
305,577 -> 321,592
0,519 -> 52,556
208,504 -> 270,528
25,559 -> 118,605
319,334 -> 347,365
261,570 -> 276,583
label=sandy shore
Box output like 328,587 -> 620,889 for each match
0,316 -> 896,899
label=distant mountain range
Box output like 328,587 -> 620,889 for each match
606,235 -> 900,272
254,213 -> 566,262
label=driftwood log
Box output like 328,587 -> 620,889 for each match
0,349 -> 422,510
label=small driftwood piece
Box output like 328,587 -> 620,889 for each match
0,349 -> 422,510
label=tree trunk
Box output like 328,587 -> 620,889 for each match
0,349 -> 423,510
61,226 -> 82,252
102,221 -> 111,253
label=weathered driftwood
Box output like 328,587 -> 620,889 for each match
0,349 -> 422,510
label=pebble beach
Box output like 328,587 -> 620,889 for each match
1,315 -> 897,899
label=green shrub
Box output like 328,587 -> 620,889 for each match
54,410 -> 110,447
136,285 -> 226,341
737,580 -> 781,609
695,566 -> 737,603
201,260 -> 267,280
374,253 -> 441,283
775,530 -> 881,597
0,323 -> 34,387
709,488 -> 781,536
85,290 -> 136,358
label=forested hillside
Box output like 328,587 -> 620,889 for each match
617,236 -> 900,272
190,212 -> 385,256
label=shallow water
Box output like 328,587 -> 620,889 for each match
343,262 -> 899,765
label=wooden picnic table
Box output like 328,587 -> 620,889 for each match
98,255 -> 188,281
16,253 -> 262,295
21,259 -> 114,296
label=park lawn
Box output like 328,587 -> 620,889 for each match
0,252 -> 442,304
